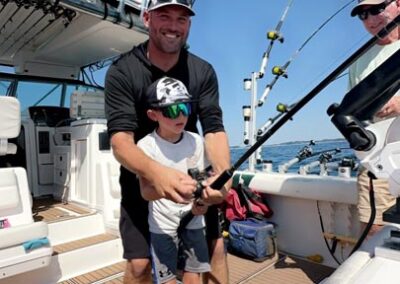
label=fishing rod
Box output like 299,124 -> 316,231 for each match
241,0 -> 293,162
0,8 -> 37,50
246,103 -> 291,162
282,145 -> 350,174
0,0 -> 23,36
254,103 -> 294,164
258,0 -> 292,78
257,0 -> 356,107
12,7 -> 76,56
2,2 -> 76,57
1,1 -> 53,55
177,14 -> 400,233
255,72 -> 349,164
278,140 -> 315,173
298,148 -> 345,175
257,103 -> 294,137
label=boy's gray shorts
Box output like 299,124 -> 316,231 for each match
150,229 -> 211,283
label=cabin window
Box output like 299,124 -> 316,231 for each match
16,81 -> 63,113
0,79 -> 12,97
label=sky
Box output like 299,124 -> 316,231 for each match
1,0 -> 372,147
185,0 -> 370,146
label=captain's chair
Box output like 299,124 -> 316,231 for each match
0,96 -> 52,280
0,97 -> 20,156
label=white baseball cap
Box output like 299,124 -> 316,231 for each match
351,0 -> 387,17
147,0 -> 195,16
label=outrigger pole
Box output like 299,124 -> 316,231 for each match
257,0 -> 356,107
178,14 -> 400,232
258,0 -> 292,78
242,0 -> 293,166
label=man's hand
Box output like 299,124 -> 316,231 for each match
376,96 -> 400,118
140,164 -> 196,204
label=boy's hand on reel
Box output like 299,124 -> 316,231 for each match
200,175 -> 229,205
191,199 -> 208,216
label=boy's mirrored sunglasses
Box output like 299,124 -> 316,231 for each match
357,1 -> 393,20
159,102 -> 192,119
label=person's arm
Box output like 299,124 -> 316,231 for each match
376,96 -> 400,118
111,131 -> 196,203
201,131 -> 231,204
138,176 -> 162,201
194,63 -> 232,204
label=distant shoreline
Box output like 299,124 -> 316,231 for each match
231,137 -> 347,149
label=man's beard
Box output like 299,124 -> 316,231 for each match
151,31 -> 188,54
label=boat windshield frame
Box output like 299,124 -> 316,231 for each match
0,71 -> 104,113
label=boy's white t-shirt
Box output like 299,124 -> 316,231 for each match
137,130 -> 208,235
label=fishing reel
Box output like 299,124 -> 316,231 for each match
267,30 -> 284,43
272,66 -> 288,78
297,140 -> 315,160
318,152 -> 333,164
339,157 -> 357,170
188,167 -> 212,199
276,103 -> 289,113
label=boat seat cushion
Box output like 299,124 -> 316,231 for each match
0,97 -> 21,156
0,170 -> 19,211
0,168 -> 34,225
0,221 -> 48,250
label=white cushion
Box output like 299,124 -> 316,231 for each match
0,171 -> 19,211
0,168 -> 34,225
0,97 -> 21,139
0,221 -> 48,249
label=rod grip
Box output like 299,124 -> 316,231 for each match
210,169 -> 234,190
179,169 -> 234,234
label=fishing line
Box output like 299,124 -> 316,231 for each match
290,30 -> 369,105
258,0 -> 356,106
177,14 -> 400,233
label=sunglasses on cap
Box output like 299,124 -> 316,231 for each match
357,1 -> 393,20
158,102 -> 192,119
153,0 -> 194,8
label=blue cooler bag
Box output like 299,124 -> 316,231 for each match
228,218 -> 276,262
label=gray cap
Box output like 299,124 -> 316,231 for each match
147,0 -> 195,16
351,0 -> 386,17
146,77 -> 193,108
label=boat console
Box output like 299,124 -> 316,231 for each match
67,90 -> 121,226
22,106 -> 70,197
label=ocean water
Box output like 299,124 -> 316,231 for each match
230,139 -> 357,175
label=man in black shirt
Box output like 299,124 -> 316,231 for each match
105,0 -> 231,283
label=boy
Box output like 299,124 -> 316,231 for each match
137,77 -> 210,284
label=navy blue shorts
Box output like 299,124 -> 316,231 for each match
151,229 -> 210,283
120,202 -> 222,260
